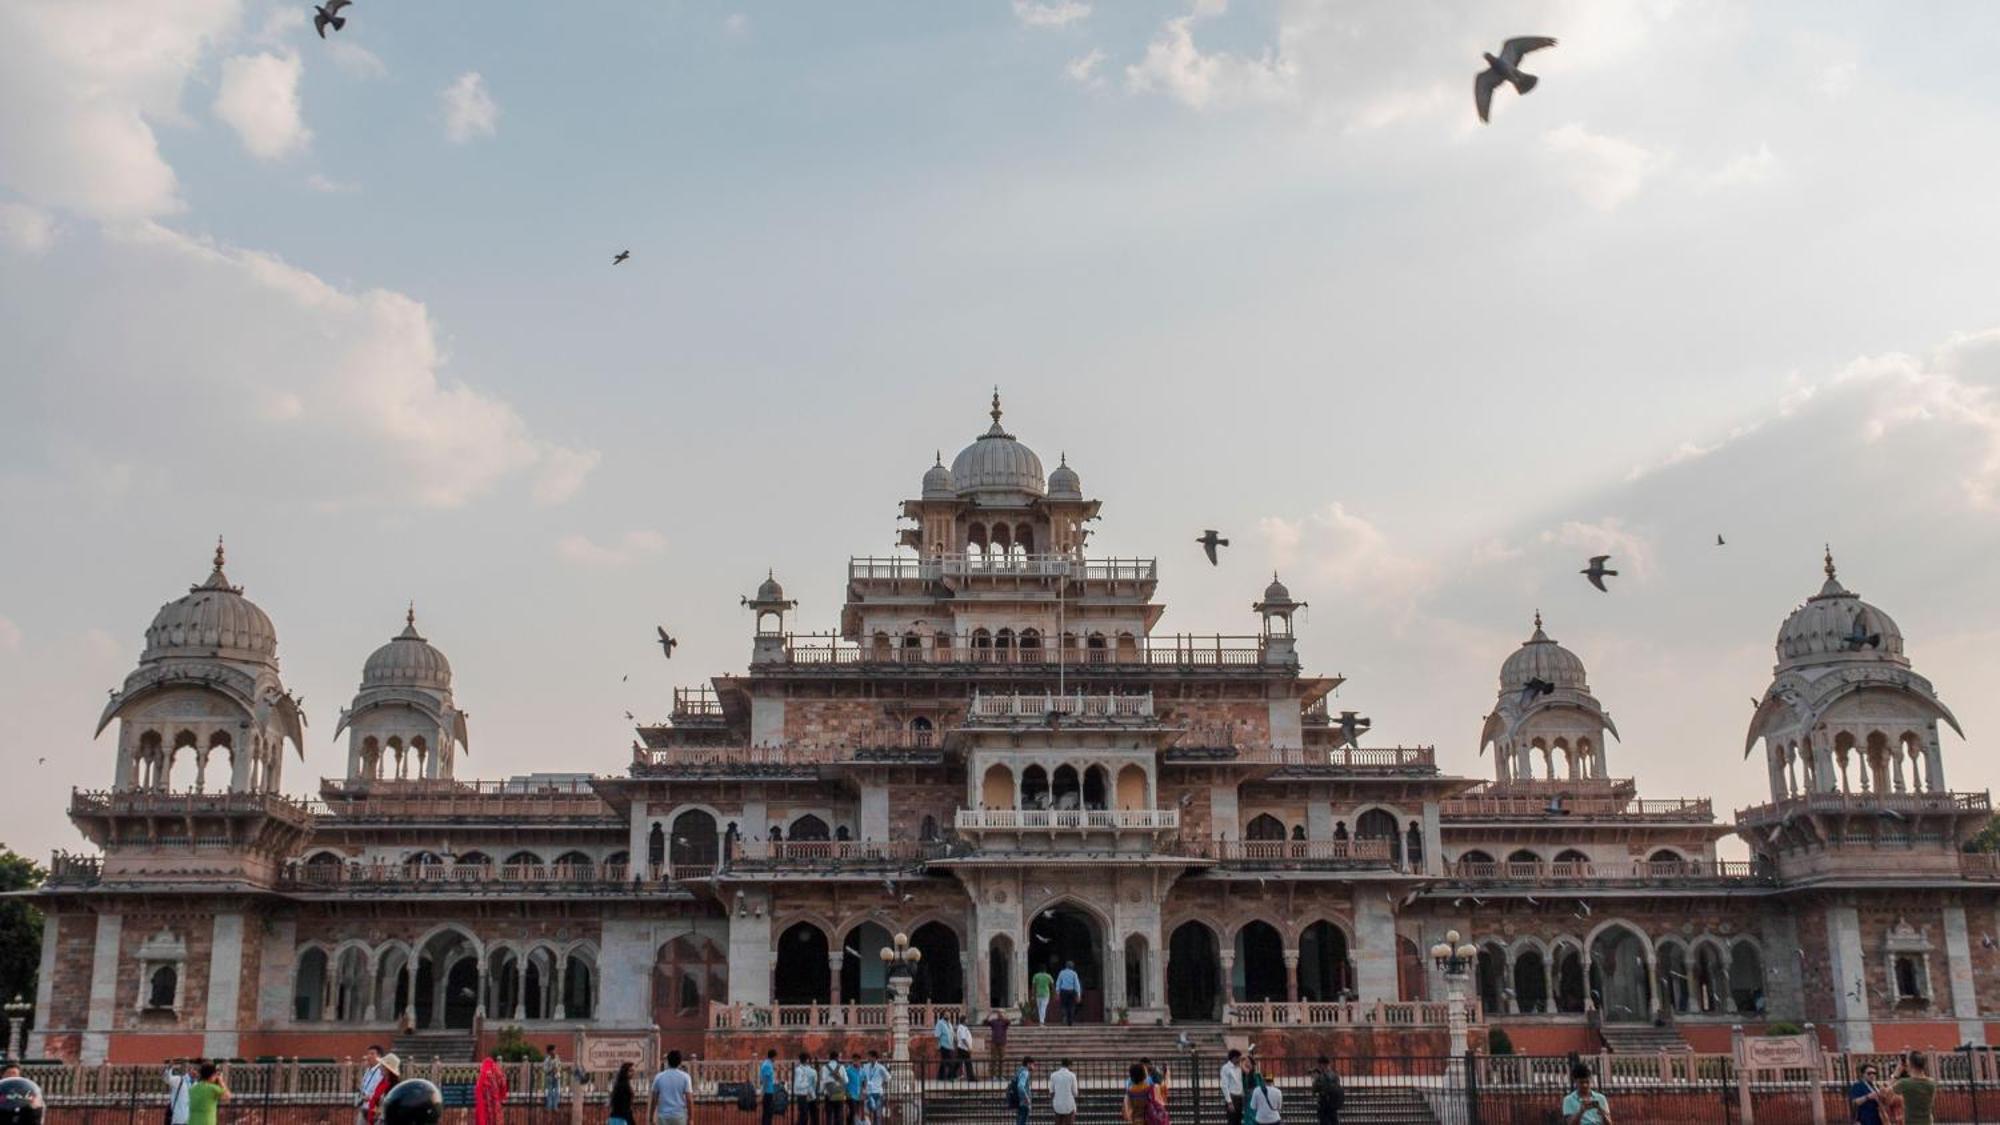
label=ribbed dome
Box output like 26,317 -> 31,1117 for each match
922,453 -> 955,499
949,392 -> 1045,497
1499,613 -> 1587,689
1046,454 -> 1082,500
754,572 -> 787,603
140,541 -> 279,667
362,609 -> 452,689
1775,552 -> 1905,667
1262,574 -> 1294,605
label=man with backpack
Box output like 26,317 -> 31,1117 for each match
819,1050 -> 849,1125
1005,1058 -> 1034,1125
1309,1058 -> 1343,1125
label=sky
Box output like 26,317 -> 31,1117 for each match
3,0 -> 2000,863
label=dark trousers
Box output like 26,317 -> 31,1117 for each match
760,1093 -> 777,1125
795,1100 -> 818,1125
958,1049 -> 976,1080
1059,990 -> 1080,1025
937,1051 -> 956,1080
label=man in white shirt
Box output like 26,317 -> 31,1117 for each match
1220,1050 -> 1246,1124
954,1018 -> 976,1080
1249,1069 -> 1284,1124
790,1053 -> 820,1125
164,1059 -> 199,1125
352,1046 -> 384,1125
649,1050 -> 693,1125
1048,1059 -> 1078,1125
860,1050 -> 889,1125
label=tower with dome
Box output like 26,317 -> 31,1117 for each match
27,396 -> 2000,1067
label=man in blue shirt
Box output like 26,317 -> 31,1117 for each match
1008,1057 -> 1034,1125
1848,1062 -> 1886,1125
757,1049 -> 780,1125
934,1013 -> 957,1079
650,1050 -> 693,1125
1560,1065 -> 1612,1125
1055,961 -> 1083,1026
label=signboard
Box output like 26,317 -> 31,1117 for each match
579,1033 -> 656,1075
439,1083 -> 475,1108
1741,1034 -> 1816,1070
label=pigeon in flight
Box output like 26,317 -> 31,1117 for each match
313,0 -> 351,39
1841,612 -> 1882,651
1335,710 -> 1371,749
1580,555 -> 1618,592
1716,534 -> 1726,546
1474,36 -> 1557,123
612,250 -> 631,265
1196,529 -> 1229,566
655,627 -> 678,658
1517,677 -> 1555,709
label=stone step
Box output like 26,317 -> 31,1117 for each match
389,1031 -> 479,1063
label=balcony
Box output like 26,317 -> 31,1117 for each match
46,851 -> 102,887
1447,858 -> 1771,888
277,859 -> 708,893
1735,790 -> 1991,827
966,691 -> 1154,724
1180,837 -> 1397,869
1165,744 -> 1438,772
1440,794 -> 1714,821
633,737 -> 945,777
954,807 -> 1180,832
670,686 -> 726,721
316,778 -> 616,823
776,633 -> 1270,669
71,787 -> 314,821
847,553 -> 1156,584
728,839 -> 948,870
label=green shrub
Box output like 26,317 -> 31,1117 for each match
1487,1027 -> 1515,1056
489,1026 -> 544,1062
1763,1022 -> 1805,1037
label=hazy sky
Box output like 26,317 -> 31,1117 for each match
4,0 -> 1999,863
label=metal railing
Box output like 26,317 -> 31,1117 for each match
955,807 -> 1181,831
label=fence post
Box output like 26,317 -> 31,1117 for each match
1188,1053 -> 1203,1125
1964,1044 -> 1983,1125
1462,1049 -> 1482,1125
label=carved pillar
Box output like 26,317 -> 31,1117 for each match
1219,950 -> 1237,1005
514,959 -> 527,1020
553,951 -> 568,1019
1283,951 -> 1299,1004
827,952 -> 844,1010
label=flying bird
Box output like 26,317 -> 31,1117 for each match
1196,530 -> 1229,566
613,250 -> 631,265
1580,555 -> 1618,592
1716,534 -> 1726,546
655,627 -> 677,658
1335,710 -> 1371,748
623,711 -> 634,721
1841,613 -> 1881,651
313,0 -> 350,39
1517,677 -> 1555,709
1474,36 -> 1557,123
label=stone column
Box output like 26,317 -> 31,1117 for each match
1421,803 -> 1444,876
80,912 -> 122,1066
514,959 -> 527,1020
1924,731 -> 1946,792
1942,904 -> 1983,1044
1824,902 -> 1873,1051
1210,785 -> 1240,841
26,914 -> 58,1058
1283,950 -> 1300,1004
1306,791 -> 1334,841
728,893 -> 776,1006
1350,888 -> 1399,1002
858,783 -> 889,843
827,952 -> 844,1010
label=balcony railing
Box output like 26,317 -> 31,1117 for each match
778,633 -> 1269,668
1180,837 -> 1396,865
671,686 -> 725,719
278,860 -> 713,890
1449,859 -> 1768,886
1178,745 -> 1437,770
968,691 -> 1154,721
709,1001 -> 963,1031
955,808 -> 1180,832
1735,790 -> 1992,823
637,737 -> 945,773
1225,998 -> 1480,1028
1440,795 -> 1713,820
730,840 -> 948,865
47,850 -> 103,886
316,779 -> 614,822
847,554 -> 1157,583
1960,852 -> 2000,880
71,788 -> 316,817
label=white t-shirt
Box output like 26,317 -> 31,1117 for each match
955,1023 -> 974,1051
864,1062 -> 888,1096
164,1070 -> 192,1125
1251,1083 -> 1283,1124
1220,1062 -> 1244,1099
1049,1068 -> 1078,1115
791,1063 -> 818,1097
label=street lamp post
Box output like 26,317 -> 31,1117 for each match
1430,931 -> 1479,1057
879,933 -> 924,1063
3,995 -> 30,1060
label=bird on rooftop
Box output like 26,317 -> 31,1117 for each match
613,250 -> 631,265
313,0 -> 351,39
656,627 -> 677,658
1475,36 -> 1557,122
1196,530 -> 1228,566
1841,612 -> 1881,651
1581,555 -> 1618,592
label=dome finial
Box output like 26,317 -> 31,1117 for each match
991,386 -> 1002,425
1531,609 -> 1548,641
214,536 -> 226,573
407,601 -> 416,628
196,535 -> 241,593
1824,543 -> 1836,582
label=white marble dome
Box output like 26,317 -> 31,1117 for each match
140,543 -> 278,667
1775,554 -> 1905,667
362,610 -> 453,689
922,454 -> 955,499
1499,614 -> 1588,689
950,394 -> 1045,497
1046,454 -> 1082,500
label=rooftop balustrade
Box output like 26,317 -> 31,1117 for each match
278,859 -> 710,891
316,778 -> 615,822
46,850 -> 102,886
777,633 -> 1270,668
1447,858 -> 1770,887
1180,836 -> 1397,867
671,686 -> 725,720
1440,794 -> 1714,820
1170,744 -> 1437,771
1735,790 -> 1991,824
954,807 -> 1180,832
967,690 -> 1154,722
847,553 -> 1156,583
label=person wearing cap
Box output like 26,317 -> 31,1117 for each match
365,1055 -> 402,1125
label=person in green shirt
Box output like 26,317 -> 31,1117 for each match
1891,1051 -> 1938,1125
1031,968 -> 1055,1024
187,1063 -> 230,1125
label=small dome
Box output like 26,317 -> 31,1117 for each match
922,453 -> 955,499
1774,550 -> 1905,667
1046,454 -> 1082,500
1499,612 -> 1588,690
140,541 -> 279,667
949,392 -> 1045,497
362,608 -> 452,689
754,571 -> 786,603
1262,574 -> 1293,605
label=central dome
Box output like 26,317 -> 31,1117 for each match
1499,612 -> 1587,690
362,609 -> 453,689
141,541 -> 279,667
949,392 -> 1045,498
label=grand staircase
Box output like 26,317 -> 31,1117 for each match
916,1079 -> 1439,1124
994,1022 -> 1229,1065
390,1029 -> 479,1064
1598,1022 -> 1692,1054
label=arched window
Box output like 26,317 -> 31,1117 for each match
148,964 -> 179,1011
1168,922 -> 1222,1020
670,809 -> 720,870
647,823 -> 666,867
1405,822 -> 1425,869
502,851 -> 544,875
972,628 -> 993,661
1658,943 -> 1691,1012
291,951 -> 326,1020
1647,848 -> 1684,866
1729,944 -> 1764,1013
1297,921 -> 1350,1002
981,764 -> 1015,809
994,628 -> 1014,662
1082,764 -> 1108,810
1019,629 -> 1042,659
553,850 -> 593,874
1244,814 -> 1287,841
910,715 -> 936,747
1233,922 -> 1286,1003
1457,850 -> 1495,870
1021,766 -> 1050,809
1051,765 -> 1081,811
1355,809 -> 1403,866
789,814 -> 831,841
920,815 -> 939,842
564,951 -> 597,1019
1554,849 -> 1590,867
1514,948 -> 1549,1013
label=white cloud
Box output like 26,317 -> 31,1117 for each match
1839,332 -> 2000,509
0,616 -> 20,652
1698,142 -> 1779,192
1538,518 -> 1653,580
325,39 -> 386,79
441,71 -> 499,144
1013,0 -> 1090,28
1125,7 -> 1294,110
0,0 -> 242,221
1258,502 -> 1435,613
1541,123 -> 1662,211
0,202 -> 56,254
1065,49 -> 1107,87
556,530 -> 667,568
213,50 -> 310,160
532,447 -> 602,506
